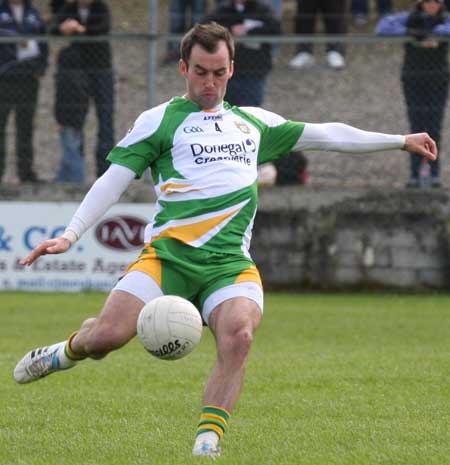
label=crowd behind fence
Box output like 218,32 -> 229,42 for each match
1,0 -> 449,189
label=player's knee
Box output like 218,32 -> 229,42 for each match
235,328 -> 253,355
83,323 -> 127,358
80,317 -> 97,331
219,327 -> 254,362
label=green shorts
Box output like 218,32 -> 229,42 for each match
116,238 -> 263,323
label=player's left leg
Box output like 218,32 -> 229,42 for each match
13,290 -> 146,384
192,292 -> 262,457
13,270 -> 163,384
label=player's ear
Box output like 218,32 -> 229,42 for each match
229,60 -> 234,78
179,59 -> 188,76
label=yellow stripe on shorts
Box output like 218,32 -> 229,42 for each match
234,265 -> 262,287
125,244 -> 162,287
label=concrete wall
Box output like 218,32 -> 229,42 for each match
253,187 -> 450,290
2,184 -> 449,290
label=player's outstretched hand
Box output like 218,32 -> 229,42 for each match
404,133 -> 437,161
20,237 -> 72,266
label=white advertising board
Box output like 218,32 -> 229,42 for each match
0,202 -> 155,292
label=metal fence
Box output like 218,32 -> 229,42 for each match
0,33 -> 449,188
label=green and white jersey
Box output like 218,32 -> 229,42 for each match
107,96 -> 304,257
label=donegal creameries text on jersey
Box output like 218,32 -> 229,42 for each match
107,97 -> 304,257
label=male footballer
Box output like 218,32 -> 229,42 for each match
14,22 -> 437,458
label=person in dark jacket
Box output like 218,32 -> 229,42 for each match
53,0 -> 114,179
376,0 -> 450,188
0,0 -> 48,183
54,44 -> 89,182
203,0 -> 281,106
49,0 -> 67,16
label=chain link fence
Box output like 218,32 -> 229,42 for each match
0,25 -> 449,187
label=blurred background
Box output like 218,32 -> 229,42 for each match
1,0 -> 449,188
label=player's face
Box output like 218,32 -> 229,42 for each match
179,41 -> 234,110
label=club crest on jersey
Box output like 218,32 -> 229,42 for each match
234,121 -> 250,134
203,115 -> 222,121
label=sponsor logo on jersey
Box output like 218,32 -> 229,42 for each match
234,121 -> 250,134
95,216 -> 146,250
183,126 -> 204,133
190,138 -> 256,165
203,115 -> 223,121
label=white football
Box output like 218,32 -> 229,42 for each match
137,295 -> 203,361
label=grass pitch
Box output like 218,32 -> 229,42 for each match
1,292 -> 450,465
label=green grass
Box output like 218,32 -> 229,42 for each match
1,292 -> 450,465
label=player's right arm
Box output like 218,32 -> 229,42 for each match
20,164 -> 135,266
21,102 -> 169,266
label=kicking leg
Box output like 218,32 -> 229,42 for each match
13,290 -> 144,384
13,271 -> 162,384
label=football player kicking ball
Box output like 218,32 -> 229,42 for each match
14,22 -> 437,458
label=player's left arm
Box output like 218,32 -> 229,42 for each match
404,133 -> 437,161
293,123 -> 437,161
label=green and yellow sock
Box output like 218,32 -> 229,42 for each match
63,332 -> 86,362
196,405 -> 231,441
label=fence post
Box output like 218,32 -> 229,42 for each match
148,0 -> 159,108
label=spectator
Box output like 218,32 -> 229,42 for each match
269,0 -> 282,19
163,0 -> 208,64
53,0 -> 114,179
268,0 -> 282,57
0,0 -> 48,183
352,0 -> 392,26
376,0 -> 450,188
204,0 -> 281,106
275,150 -> 309,185
258,151 -> 309,187
49,0 -> 68,16
257,162 -> 277,186
54,45 -> 89,183
288,0 -> 349,70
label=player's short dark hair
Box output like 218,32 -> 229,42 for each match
180,22 -> 235,66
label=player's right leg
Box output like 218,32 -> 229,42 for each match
192,295 -> 262,458
13,271 -> 163,384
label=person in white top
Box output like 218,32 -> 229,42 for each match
13,22 -> 437,458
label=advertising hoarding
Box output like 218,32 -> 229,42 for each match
0,202 -> 154,292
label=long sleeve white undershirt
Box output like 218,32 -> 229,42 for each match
63,164 -> 135,242
294,122 -> 405,153
62,123 -> 406,243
